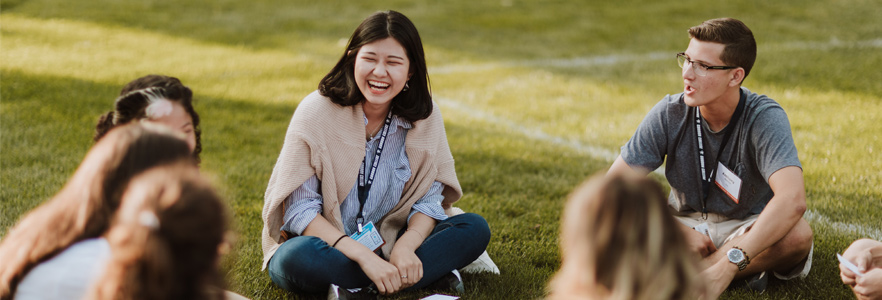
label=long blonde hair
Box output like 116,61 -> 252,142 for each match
549,172 -> 702,300
0,123 -> 193,298
88,163 -> 228,300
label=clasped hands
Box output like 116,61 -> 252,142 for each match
357,244 -> 423,295
840,239 -> 882,300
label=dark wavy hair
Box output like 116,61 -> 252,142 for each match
318,10 -> 433,123
94,74 -> 202,164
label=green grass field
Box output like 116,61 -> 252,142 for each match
2,0 -> 880,299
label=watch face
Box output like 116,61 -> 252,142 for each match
728,248 -> 744,262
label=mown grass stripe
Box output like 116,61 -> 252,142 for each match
431,38 -> 882,74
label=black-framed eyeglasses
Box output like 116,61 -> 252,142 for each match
677,52 -> 738,76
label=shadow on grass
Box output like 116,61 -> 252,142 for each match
1,70 -> 118,228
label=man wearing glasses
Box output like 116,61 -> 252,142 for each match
607,18 -> 813,298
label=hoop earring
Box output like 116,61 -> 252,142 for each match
403,82 -> 410,92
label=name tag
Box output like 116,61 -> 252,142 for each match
693,222 -> 710,237
350,221 -> 385,251
714,162 -> 742,204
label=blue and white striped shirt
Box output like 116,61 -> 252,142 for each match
281,114 -> 449,236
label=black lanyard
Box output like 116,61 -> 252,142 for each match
356,110 -> 393,232
696,90 -> 746,219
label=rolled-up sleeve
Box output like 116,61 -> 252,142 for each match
408,181 -> 448,222
280,175 -> 323,235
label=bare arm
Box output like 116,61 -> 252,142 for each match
393,212 -> 435,252
607,155 -> 651,177
736,166 -> 807,266
389,212 -> 436,288
702,166 -> 807,298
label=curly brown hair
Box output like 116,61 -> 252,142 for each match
95,74 -> 202,164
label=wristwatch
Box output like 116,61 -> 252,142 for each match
727,247 -> 750,271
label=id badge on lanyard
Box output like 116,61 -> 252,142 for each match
350,221 -> 385,251
714,162 -> 742,203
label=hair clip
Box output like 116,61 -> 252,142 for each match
145,98 -> 174,120
116,87 -> 174,120
140,88 -> 174,119
138,211 -> 160,230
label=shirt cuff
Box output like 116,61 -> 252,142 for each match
282,208 -> 320,235
408,181 -> 448,223
280,175 -> 324,235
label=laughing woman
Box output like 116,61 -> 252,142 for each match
261,10 -> 490,298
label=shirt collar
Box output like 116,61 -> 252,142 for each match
362,113 -> 412,136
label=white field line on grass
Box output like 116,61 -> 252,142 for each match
775,37 -> 882,51
430,51 -> 671,74
430,38 -> 882,74
804,210 -> 882,241
437,97 -> 621,163
436,97 -> 881,241
436,97 -> 653,173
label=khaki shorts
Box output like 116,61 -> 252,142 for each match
675,212 -> 812,280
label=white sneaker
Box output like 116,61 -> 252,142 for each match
445,207 -> 500,275
461,250 -> 500,274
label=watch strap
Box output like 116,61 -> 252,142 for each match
732,246 -> 750,271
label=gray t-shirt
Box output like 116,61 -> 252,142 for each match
621,87 -> 801,219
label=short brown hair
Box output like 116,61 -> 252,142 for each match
688,18 -> 757,83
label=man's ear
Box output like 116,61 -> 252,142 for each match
730,68 -> 745,87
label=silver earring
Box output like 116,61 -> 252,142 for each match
403,82 -> 410,91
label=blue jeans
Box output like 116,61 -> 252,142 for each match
267,213 -> 491,293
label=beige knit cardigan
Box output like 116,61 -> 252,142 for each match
261,91 -> 463,270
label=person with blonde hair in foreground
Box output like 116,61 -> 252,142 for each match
549,172 -> 703,300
